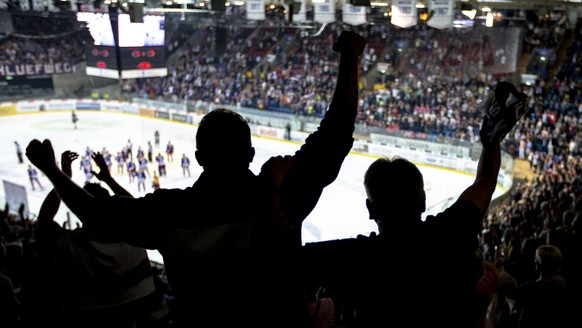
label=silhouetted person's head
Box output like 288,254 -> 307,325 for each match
195,108 -> 255,172
534,245 -> 563,277
364,157 -> 426,232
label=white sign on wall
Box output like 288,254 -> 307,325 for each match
3,180 -> 29,219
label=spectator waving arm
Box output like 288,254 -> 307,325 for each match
459,82 -> 526,222
91,151 -> 133,198
27,140 -> 99,225
37,150 -> 78,229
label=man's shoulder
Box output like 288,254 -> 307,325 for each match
303,233 -> 376,254
426,199 -> 481,223
148,186 -> 196,197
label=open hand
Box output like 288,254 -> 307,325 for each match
61,151 -> 79,178
91,152 -> 111,181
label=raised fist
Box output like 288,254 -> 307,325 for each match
480,81 -> 528,147
333,30 -> 367,57
26,139 -> 58,173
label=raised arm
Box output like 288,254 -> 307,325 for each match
37,190 -> 61,229
282,31 -> 367,224
300,31 -> 366,152
37,150 -> 78,228
26,139 -> 99,223
458,143 -> 501,217
28,140 -> 163,247
92,152 -> 133,198
459,82 -> 527,217
327,31 -> 366,126
253,155 -> 293,249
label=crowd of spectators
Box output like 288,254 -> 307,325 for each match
121,11 -> 576,154
473,20 -> 581,327
125,21 -> 376,118
0,14 -> 86,67
123,23 -> 516,144
162,13 -> 235,59
11,14 -> 77,36
523,10 -> 569,54
0,35 -> 84,67
124,22 -> 258,103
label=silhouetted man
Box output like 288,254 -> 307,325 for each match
301,82 -> 526,328
25,30 -> 366,327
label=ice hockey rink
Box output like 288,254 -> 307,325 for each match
0,110 -> 506,264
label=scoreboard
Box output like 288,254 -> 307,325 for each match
79,12 -> 168,79
85,45 -> 119,79
119,46 -> 167,78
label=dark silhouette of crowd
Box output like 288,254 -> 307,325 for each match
13,30 -> 366,327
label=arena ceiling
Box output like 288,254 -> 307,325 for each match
445,0 -> 582,10
144,0 -> 582,11
366,0 -> 582,11
138,0 -> 582,17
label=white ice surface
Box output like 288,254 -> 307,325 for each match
0,111 -> 505,264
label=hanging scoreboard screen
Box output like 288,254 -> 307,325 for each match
85,45 -> 120,79
119,46 -> 167,78
118,14 -> 165,47
79,12 -> 168,79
